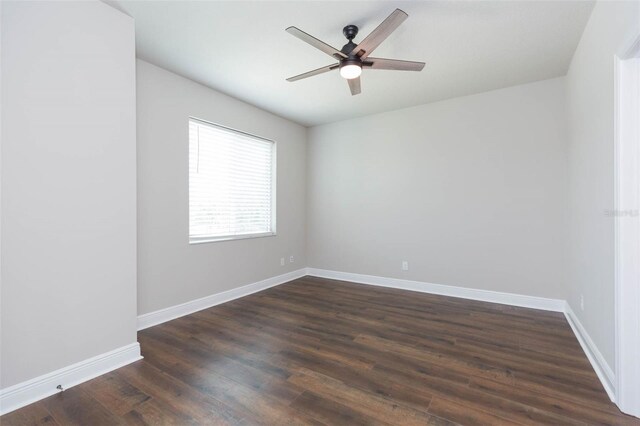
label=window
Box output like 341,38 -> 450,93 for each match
189,118 -> 276,243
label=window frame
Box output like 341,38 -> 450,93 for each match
188,117 -> 277,244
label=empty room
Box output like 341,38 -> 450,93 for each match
1,0 -> 640,424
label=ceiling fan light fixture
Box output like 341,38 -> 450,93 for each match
286,9 -> 424,94
339,61 -> 362,79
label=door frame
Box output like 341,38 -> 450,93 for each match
614,34 -> 640,418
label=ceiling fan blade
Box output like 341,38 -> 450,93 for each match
347,77 -> 361,96
286,27 -> 346,60
350,9 -> 408,59
286,64 -> 339,82
364,57 -> 425,71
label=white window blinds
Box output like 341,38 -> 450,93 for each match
189,118 -> 275,243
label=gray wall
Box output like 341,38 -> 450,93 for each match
136,60 -> 307,315
565,0 -> 640,369
1,1 -> 137,388
307,77 -> 568,300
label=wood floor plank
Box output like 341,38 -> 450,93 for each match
371,363 -> 585,426
0,402 -> 58,426
290,391 -> 385,426
39,387 -> 124,426
2,276 -> 638,425
116,362 -> 244,425
136,335 -> 314,425
120,398 -> 199,425
427,396 -> 521,426
469,376 -> 636,426
288,367 -> 438,425
139,329 -> 304,407
354,333 -> 516,384
78,371 -> 150,416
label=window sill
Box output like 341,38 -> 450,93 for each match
189,232 -> 276,245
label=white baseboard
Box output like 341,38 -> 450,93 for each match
306,268 -> 565,312
137,268 -> 308,330
564,302 -> 616,402
0,342 -> 142,415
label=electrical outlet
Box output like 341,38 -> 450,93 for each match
402,261 -> 409,271
290,255 -> 294,263
580,295 -> 584,311
280,257 -> 285,266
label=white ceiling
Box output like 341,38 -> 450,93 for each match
109,1 -> 594,127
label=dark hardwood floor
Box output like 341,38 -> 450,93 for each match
3,276 -> 638,425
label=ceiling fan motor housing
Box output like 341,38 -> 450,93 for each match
341,25 -> 360,58
343,24 -> 358,40
340,58 -> 361,69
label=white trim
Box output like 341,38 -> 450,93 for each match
614,41 -> 640,417
137,268 -> 307,330
564,303 -> 616,402
189,231 -> 276,245
306,268 -> 565,312
0,343 -> 142,416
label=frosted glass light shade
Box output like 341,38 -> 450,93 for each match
340,64 -> 362,79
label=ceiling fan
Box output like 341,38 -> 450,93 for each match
285,9 -> 425,96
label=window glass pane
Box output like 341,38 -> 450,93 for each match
189,118 -> 275,242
